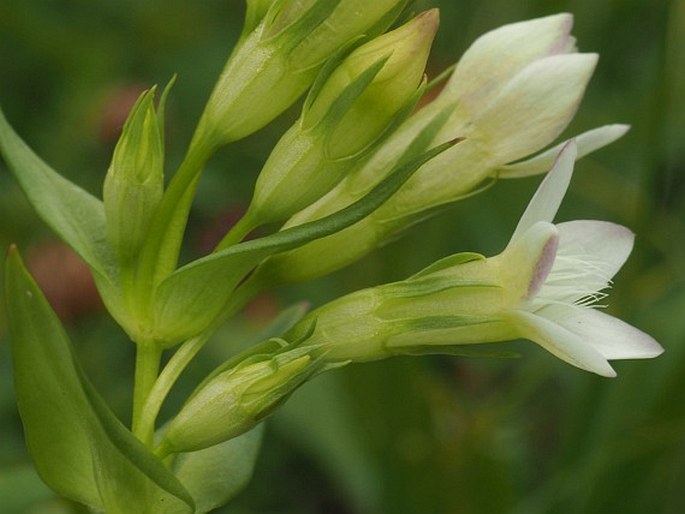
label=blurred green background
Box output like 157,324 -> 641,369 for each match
1,0 -> 684,512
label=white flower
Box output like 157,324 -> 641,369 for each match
288,142 -> 663,377
499,141 -> 663,376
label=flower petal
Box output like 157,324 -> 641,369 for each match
511,309 -> 617,377
537,304 -> 664,360
474,53 -> 597,164
442,14 -> 575,112
511,141 -> 577,241
499,124 -> 630,178
554,220 -> 634,287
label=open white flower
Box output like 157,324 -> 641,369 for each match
288,141 -> 663,377
498,141 -> 663,376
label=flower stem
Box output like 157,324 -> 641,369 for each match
215,209 -> 259,251
132,343 -> 163,446
137,334 -> 208,443
136,275 -> 266,441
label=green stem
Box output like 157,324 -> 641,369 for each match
132,343 -> 163,446
136,275 -> 267,441
215,209 -> 259,251
137,334 -> 208,443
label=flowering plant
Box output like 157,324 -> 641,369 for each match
0,3 -> 661,512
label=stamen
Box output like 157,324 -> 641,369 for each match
534,248 -> 614,307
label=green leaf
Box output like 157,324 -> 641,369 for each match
152,139 -> 457,345
172,425 -> 264,513
0,106 -> 128,332
5,248 -> 194,513
0,107 -> 116,282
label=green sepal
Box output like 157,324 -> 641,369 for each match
300,34 -> 367,120
156,75 -> 177,154
193,339 -> 291,401
327,76 -> 428,164
103,86 -> 164,264
263,0 -> 341,50
195,317 -> 316,401
345,100 -> 457,198
302,55 -> 389,134
242,0 -> 280,39
424,62 -> 457,93
402,314 -> 504,331
409,252 -> 485,279
5,248 -> 194,513
151,139 -> 457,345
172,425 -> 264,513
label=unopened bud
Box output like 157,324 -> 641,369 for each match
103,87 -> 163,262
196,0 -> 410,145
159,350 -> 313,454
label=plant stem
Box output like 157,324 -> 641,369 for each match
215,209 -> 259,251
137,334 -> 208,442
136,276 -> 266,441
132,343 -> 163,446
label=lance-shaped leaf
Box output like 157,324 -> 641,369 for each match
0,107 -> 116,281
152,139 -> 456,345
0,107 -> 127,330
5,248 -> 194,513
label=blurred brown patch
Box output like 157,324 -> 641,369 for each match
26,241 -> 103,321
97,85 -> 148,143
242,292 -> 281,327
195,206 -> 249,254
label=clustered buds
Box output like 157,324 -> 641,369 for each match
249,14 -> 622,285
228,10 -> 438,238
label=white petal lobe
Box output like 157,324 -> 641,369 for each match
511,141 -> 577,241
542,305 -> 664,360
499,124 -> 631,178
512,310 -> 617,377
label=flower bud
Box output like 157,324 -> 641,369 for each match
303,9 -> 438,157
196,0 -> 410,146
103,87 -> 163,262
234,11 -> 437,231
159,349 -> 313,454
